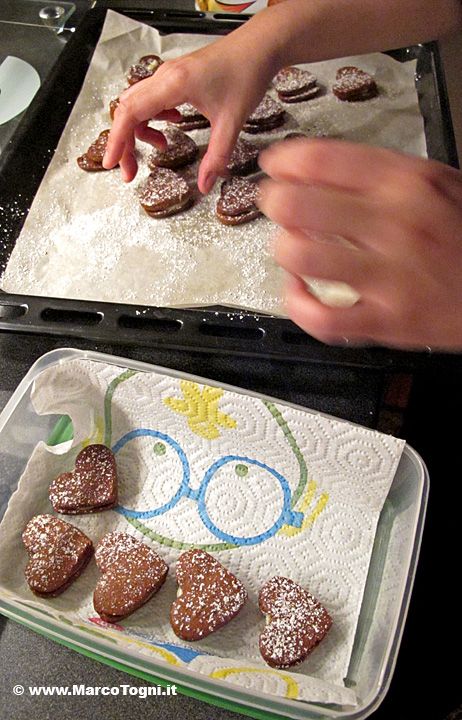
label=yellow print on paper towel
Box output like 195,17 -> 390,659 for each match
164,381 -> 237,440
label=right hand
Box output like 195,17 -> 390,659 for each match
103,34 -> 276,192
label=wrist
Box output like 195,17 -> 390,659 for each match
224,7 -> 288,77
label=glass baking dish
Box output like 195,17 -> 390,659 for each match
0,347 -> 428,720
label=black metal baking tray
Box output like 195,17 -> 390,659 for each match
0,5 -> 458,367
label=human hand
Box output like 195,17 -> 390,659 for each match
103,33 -> 277,192
258,138 -> 462,351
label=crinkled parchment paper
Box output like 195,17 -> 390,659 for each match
1,10 -> 427,312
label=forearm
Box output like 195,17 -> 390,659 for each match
229,0 -> 462,68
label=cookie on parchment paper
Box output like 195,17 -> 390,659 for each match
139,167 -> 194,218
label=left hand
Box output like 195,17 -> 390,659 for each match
257,138 -> 462,351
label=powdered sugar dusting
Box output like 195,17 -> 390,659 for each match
332,67 -> 378,101
218,177 -> 259,216
176,103 -> 202,118
171,549 -> 247,640
23,514 -> 93,596
246,95 -> 284,125
94,531 -> 168,619
259,576 -> 332,668
227,138 -> 259,174
148,126 -> 198,168
273,67 -> 317,94
138,167 -> 191,206
48,444 -> 117,513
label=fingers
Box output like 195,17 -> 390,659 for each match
115,132 -> 136,183
103,70 -> 185,173
259,138 -> 462,350
259,137 -> 429,194
258,146 -> 462,256
198,115 -> 242,194
134,124 -> 167,148
274,229 -> 380,292
258,178 -> 389,251
259,138 -> 462,232
283,273 -> 462,350
283,275 -> 382,345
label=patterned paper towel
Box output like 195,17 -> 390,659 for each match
0,358 -> 406,706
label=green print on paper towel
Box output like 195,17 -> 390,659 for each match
83,370 -> 328,550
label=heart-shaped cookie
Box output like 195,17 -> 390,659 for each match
171,103 -> 210,130
148,126 -> 198,170
93,532 -> 168,623
273,66 -> 319,103
127,54 -> 163,85
216,177 -> 261,226
170,549 -> 247,641
49,444 -> 118,514
258,576 -> 332,668
109,97 -> 120,121
77,130 -> 115,172
243,94 -> 285,133
23,514 -> 93,597
227,137 -> 260,176
332,66 -> 378,101
139,167 -> 194,218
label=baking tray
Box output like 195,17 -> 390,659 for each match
0,5 -> 458,366
0,347 -> 429,720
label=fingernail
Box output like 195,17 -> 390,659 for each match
201,171 -> 217,195
154,135 -> 168,151
102,150 -> 116,170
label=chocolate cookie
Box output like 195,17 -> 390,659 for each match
127,54 -> 163,86
258,576 -> 332,668
148,126 -> 198,170
94,532 -> 168,623
332,66 -> 378,101
227,137 -> 260,176
23,514 -> 93,597
109,97 -> 120,121
77,130 -> 114,172
243,95 -> 285,134
139,167 -> 194,218
284,132 -> 307,140
49,444 -> 118,514
170,549 -> 247,641
171,103 -> 210,131
216,177 -> 261,226
273,66 -> 320,103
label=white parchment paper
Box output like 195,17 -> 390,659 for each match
0,358 -> 406,705
1,10 -> 427,313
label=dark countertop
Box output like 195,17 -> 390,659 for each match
1,3 -> 461,719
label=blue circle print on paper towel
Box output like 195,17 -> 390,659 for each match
192,455 -> 303,546
113,430 -> 303,546
112,429 -> 190,519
